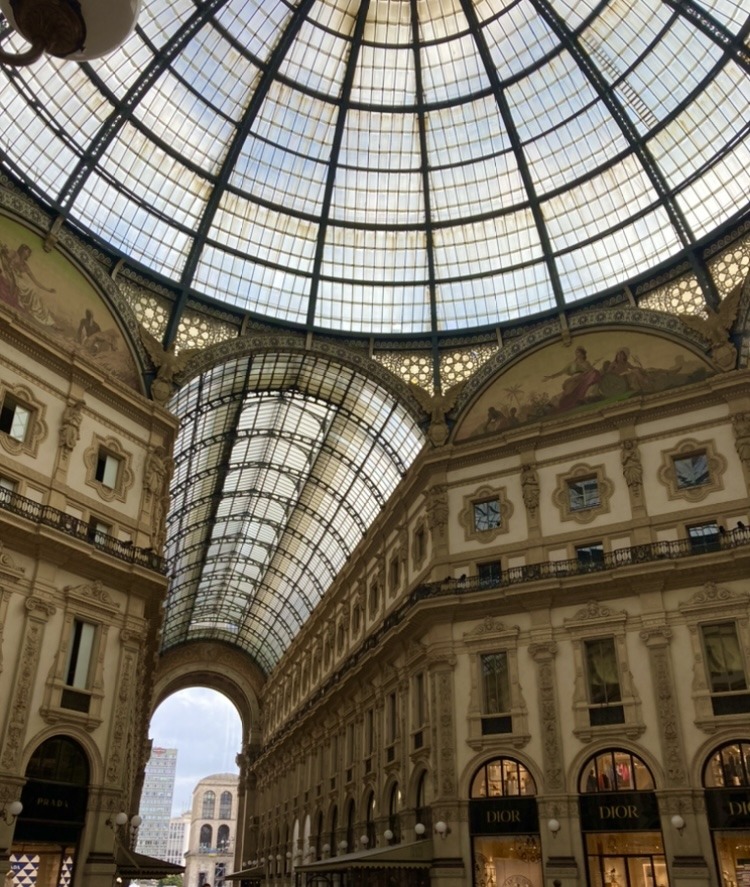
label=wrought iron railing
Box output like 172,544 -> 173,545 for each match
0,487 -> 165,573
263,523 -> 750,751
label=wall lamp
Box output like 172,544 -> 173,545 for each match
671,814 -> 686,836
0,799 -> 22,825
338,840 -> 348,853
0,0 -> 140,66
547,818 -> 561,836
359,835 -> 369,847
106,811 -> 142,841
414,822 -> 426,837
434,821 -> 449,839
383,829 -> 394,842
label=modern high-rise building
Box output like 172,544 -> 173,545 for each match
166,812 -> 192,868
136,748 -> 179,862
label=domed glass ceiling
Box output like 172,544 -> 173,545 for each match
0,0 -> 748,337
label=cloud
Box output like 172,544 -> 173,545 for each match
149,688 -> 243,816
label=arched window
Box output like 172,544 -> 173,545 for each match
315,810 -> 324,858
345,798 -> 355,853
365,791 -> 376,847
199,824 -> 212,852
579,748 -> 654,793
329,805 -> 337,856
415,770 -> 429,829
202,790 -> 216,819
704,740 -> 750,787
471,757 -> 536,797
217,824 -> 230,851
25,736 -> 89,784
219,791 -> 232,818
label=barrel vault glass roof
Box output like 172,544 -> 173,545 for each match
0,0 -> 749,672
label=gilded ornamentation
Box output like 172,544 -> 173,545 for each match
678,284 -> 742,371
408,381 -> 465,446
528,642 -> 563,791
139,326 -> 203,404
1,618 -> 43,770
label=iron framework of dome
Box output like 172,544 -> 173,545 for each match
1,0 -> 749,673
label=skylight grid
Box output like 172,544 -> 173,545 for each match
169,25 -> 260,118
429,157 -> 518,219
351,44 -> 415,106
254,86 -> 339,161
88,30 -> 154,95
191,248 -> 311,323
338,109 -> 421,171
321,226 -> 429,284
329,167 -> 424,225
507,56 -> 600,142
615,18 -> 716,133
308,0 -> 356,34
481,2 -> 559,81
215,0 -> 292,61
557,207 -> 679,297
280,19 -> 349,96
418,0 -> 467,42
434,212 -> 542,275
137,71 -> 235,171
544,157 -> 659,251
74,174 -> 191,275
365,0 -> 412,44
701,0 -> 748,29
425,97 -> 510,163
648,67 -> 750,190
140,0 -> 193,45
100,125 -> 208,228
523,106 -> 630,195
420,34 -> 488,103
314,280 -> 430,334
210,199 -> 318,270
678,139 -> 750,238
27,64 -> 112,142
582,0 -> 669,77
438,264 -> 554,328
0,107 -> 78,198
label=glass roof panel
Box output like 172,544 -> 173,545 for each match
164,353 -> 423,671
0,0 -> 746,333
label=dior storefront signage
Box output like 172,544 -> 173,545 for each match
469,797 -> 538,834
579,791 -> 660,831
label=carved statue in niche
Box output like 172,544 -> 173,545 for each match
733,412 -> 750,472
144,445 -> 173,550
620,439 -> 643,491
59,399 -> 83,456
521,464 -> 539,515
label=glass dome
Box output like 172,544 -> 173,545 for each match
0,0 -> 748,337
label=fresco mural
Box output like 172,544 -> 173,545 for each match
0,216 -> 139,389
456,331 -> 715,442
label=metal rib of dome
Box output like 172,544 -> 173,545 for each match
0,0 -> 748,336
163,353 -> 423,672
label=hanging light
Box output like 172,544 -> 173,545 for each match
0,0 -> 140,66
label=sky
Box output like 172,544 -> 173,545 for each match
148,687 -> 243,817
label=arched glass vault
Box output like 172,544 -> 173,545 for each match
164,352 -> 424,672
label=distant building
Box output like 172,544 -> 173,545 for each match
183,774 -> 238,887
166,812 -> 192,867
136,747 -> 178,861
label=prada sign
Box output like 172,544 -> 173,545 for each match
579,792 -> 660,831
470,797 -> 538,834
705,790 -> 750,829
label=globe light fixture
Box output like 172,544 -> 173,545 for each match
0,0 -> 140,66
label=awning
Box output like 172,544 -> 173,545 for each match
115,845 -> 185,879
294,839 -> 433,872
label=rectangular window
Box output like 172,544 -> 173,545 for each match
346,723 -> 354,765
389,556 -> 399,592
386,691 -> 398,745
0,395 -> 31,442
62,619 -> 96,713
95,449 -> 121,488
87,517 -> 112,545
480,652 -> 512,734
478,561 -> 502,587
0,476 -> 17,502
584,637 -> 624,726
473,498 -> 501,532
568,477 -> 600,511
576,542 -> 604,569
701,623 -> 750,715
674,452 -> 709,488
413,672 -> 426,728
414,526 -> 425,561
688,522 -> 721,553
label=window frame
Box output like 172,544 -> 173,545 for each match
658,437 -> 726,502
0,384 -> 46,457
553,462 -> 613,524
563,600 -> 644,742
462,617 -> 529,749
460,484 -> 513,543
84,434 -> 134,502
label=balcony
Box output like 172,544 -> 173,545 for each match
0,487 -> 164,572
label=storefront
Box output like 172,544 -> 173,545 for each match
579,750 -> 669,887
703,740 -> 750,887
469,756 -> 542,887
